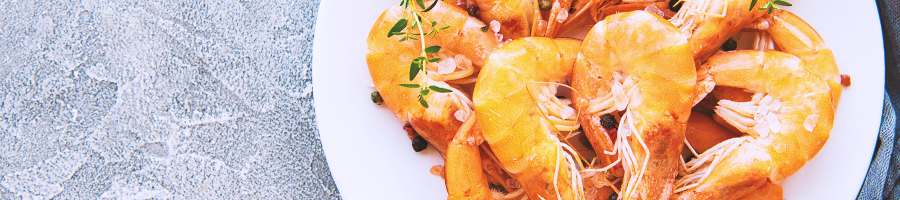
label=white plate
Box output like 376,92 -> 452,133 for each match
312,0 -> 885,199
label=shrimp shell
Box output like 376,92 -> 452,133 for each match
573,11 -> 697,200
474,37 -> 584,200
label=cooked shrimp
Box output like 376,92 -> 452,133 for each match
472,0 -> 536,39
445,115 -> 492,200
669,0 -> 765,60
536,0 -> 628,37
473,37 -> 584,199
366,0 -> 500,155
592,1 -> 678,22
684,111 -> 739,155
673,50 -> 834,199
459,0 -> 617,39
572,11 -> 696,200
446,115 -> 528,200
737,181 -> 782,200
745,10 -> 846,108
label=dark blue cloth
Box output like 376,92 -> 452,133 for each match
859,0 -> 900,199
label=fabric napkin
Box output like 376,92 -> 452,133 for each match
857,0 -> 900,199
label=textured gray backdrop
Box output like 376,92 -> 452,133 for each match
0,0 -> 340,199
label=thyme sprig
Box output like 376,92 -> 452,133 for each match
749,0 -> 792,14
388,0 -> 453,108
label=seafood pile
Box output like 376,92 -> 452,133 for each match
365,0 -> 849,199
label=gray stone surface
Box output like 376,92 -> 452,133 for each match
0,0 -> 340,199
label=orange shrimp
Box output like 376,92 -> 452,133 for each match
668,0 -> 766,60
593,1 -> 678,22
573,11 -> 696,200
454,0 -> 619,39
673,50 -> 834,199
684,111 -> 739,155
473,37 -> 584,199
445,115 -> 528,200
366,0 -> 500,155
445,115 -> 492,200
745,10 -> 846,108
737,181 -> 782,200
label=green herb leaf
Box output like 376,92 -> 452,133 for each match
427,57 -> 441,62
481,25 -> 489,32
419,95 -> 429,108
423,0 -> 439,12
399,36 -> 409,42
438,25 -> 450,30
772,0 -> 792,6
409,61 -> 421,80
416,0 -> 426,10
388,19 -> 408,37
429,85 -> 453,93
748,0 -> 758,11
431,21 -> 437,27
420,88 -> 430,96
424,46 -> 441,54
399,83 -> 421,88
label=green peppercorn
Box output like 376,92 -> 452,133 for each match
539,0 -> 552,11
371,91 -> 383,105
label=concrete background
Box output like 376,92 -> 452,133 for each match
0,0 -> 340,199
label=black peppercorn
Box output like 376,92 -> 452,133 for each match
467,6 -> 479,17
412,135 -> 428,152
600,114 -> 617,130
608,192 -> 618,200
668,0 -> 682,12
721,38 -> 738,51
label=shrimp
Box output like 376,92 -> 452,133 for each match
744,10 -> 846,108
366,0 -> 500,155
445,115 -> 492,200
455,0 -> 617,39
473,37 -> 584,200
737,181 -> 782,200
668,0 -> 765,60
673,50 -> 834,199
572,11 -> 696,199
684,111 -> 738,155
445,115 -> 529,200
474,0 -> 536,39
592,0 -> 678,22
442,0 -> 535,39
